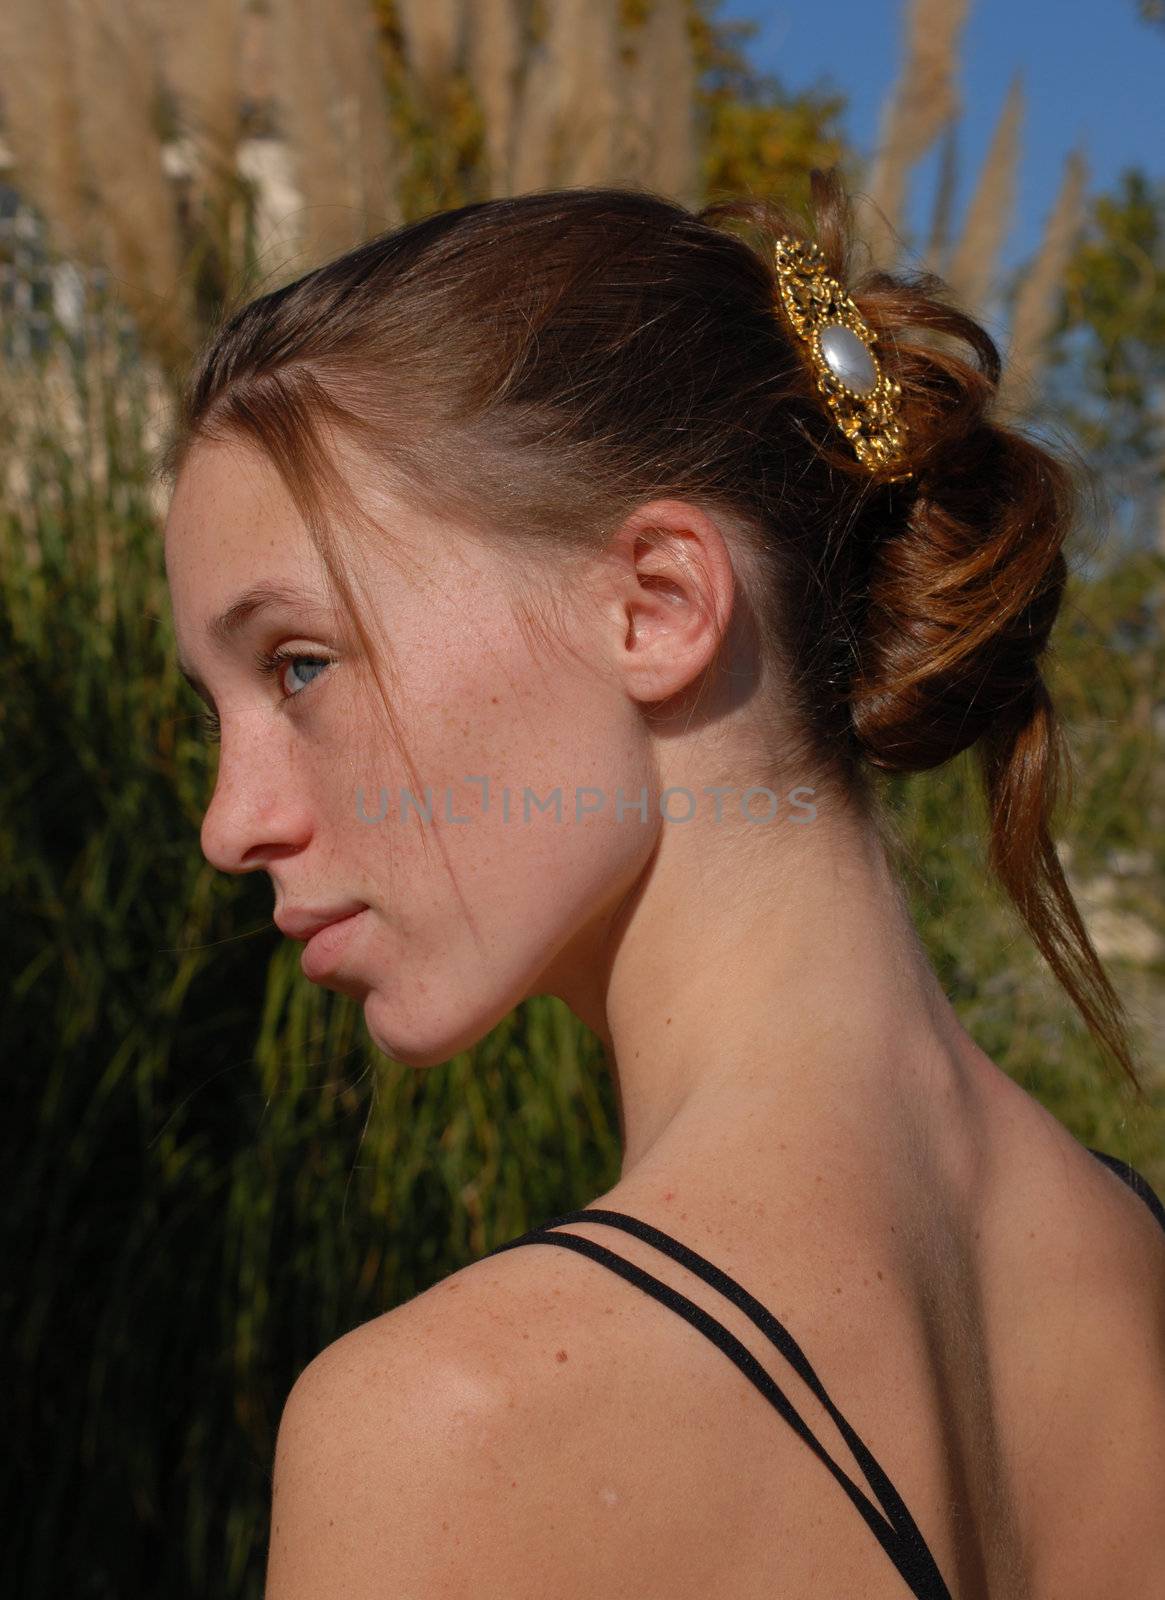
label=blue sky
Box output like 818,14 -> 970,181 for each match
716,0 -> 1164,279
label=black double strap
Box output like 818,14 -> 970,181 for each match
485,1206 -> 952,1599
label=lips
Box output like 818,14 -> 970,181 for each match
272,901 -> 372,986
274,903 -> 369,942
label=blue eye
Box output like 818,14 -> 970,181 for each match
192,648 -> 334,744
253,644 -> 334,699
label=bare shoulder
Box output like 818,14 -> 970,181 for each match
1059,1133 -> 1165,1425
1046,1120 -> 1165,1307
992,1089 -> 1165,1395
262,1237 -> 663,1600
1068,1137 -> 1165,1460
991,1105 -> 1165,1591
983,1062 -> 1165,1300
1081,1144 -> 1165,1277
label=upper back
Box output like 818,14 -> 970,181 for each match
323,1074 -> 1165,1599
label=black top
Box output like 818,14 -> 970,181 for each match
482,1144 -> 1165,1599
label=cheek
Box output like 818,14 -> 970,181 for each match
340,624 -> 657,963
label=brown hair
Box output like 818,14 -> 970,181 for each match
158,165 -> 1142,1097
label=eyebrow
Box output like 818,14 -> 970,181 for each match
176,580 -> 319,696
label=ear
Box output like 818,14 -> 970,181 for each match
602,498 -> 738,706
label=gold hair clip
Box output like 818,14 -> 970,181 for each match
772,235 -> 912,482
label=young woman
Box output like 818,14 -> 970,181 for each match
161,168 -> 1165,1598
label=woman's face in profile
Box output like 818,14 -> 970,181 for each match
163,439 -> 657,1066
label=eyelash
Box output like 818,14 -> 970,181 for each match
196,646 -> 334,745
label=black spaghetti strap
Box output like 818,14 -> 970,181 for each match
485,1208 -> 952,1600
1085,1147 -> 1165,1234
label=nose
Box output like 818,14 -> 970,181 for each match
198,737 -> 314,874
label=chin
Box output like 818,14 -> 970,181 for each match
359,986 -> 522,1071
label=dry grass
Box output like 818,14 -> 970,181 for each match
397,0 -> 465,109
266,0 -> 403,271
466,0 -> 524,196
0,0 -> 94,259
924,120 -> 959,267
945,69 -> 1024,319
508,0 -> 623,190
156,0 -> 244,209
69,0 -> 194,376
998,146 -> 1090,416
623,0 -> 698,206
857,0 -> 971,269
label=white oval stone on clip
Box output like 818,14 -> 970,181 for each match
819,323 -> 878,395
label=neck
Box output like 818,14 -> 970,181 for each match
544,787 -> 982,1182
